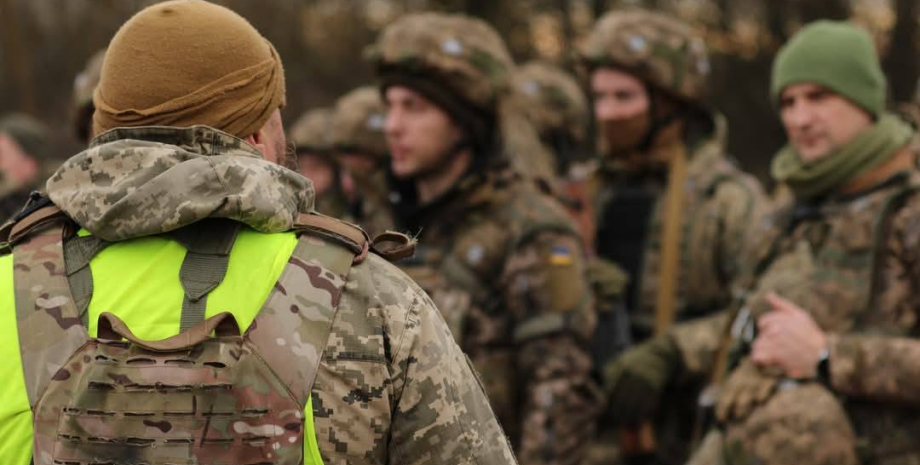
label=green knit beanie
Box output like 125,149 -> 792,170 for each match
771,20 -> 886,118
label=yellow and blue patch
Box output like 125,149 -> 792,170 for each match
549,245 -> 574,266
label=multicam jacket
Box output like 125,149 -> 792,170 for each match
364,163 -> 600,465
592,116 -> 763,338
0,126 -> 517,465
590,116 -> 763,465
674,156 -> 920,465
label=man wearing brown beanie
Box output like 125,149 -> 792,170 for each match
0,2 -> 516,465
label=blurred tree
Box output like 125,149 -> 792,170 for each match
883,0 -> 920,102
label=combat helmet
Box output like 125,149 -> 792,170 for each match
366,12 -> 516,151
72,49 -> 106,144
289,107 -> 334,156
330,86 -> 388,160
515,61 -> 590,148
579,9 -> 711,108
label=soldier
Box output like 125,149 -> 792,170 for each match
0,114 -> 51,223
0,2 -> 516,465
366,12 -> 600,465
513,61 -> 597,250
72,49 -> 106,145
514,61 -> 591,179
328,86 -> 392,234
288,108 -> 352,219
578,9 -> 764,465
608,20 -> 920,465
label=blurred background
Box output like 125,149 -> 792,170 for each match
0,0 -> 916,180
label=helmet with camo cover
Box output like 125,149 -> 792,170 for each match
289,107 -> 334,155
330,86 -> 388,159
515,61 -> 590,147
579,9 -> 711,107
367,12 -> 515,151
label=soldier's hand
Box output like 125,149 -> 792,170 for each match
603,335 -> 677,424
715,359 -> 777,422
752,292 -> 827,378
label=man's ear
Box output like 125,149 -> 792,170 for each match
244,127 -> 269,158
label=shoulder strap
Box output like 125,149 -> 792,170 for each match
245,213 -> 363,407
293,211 -> 369,263
11,215 -> 89,408
166,219 -> 241,331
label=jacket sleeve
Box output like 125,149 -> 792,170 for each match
669,310 -> 731,383
826,193 -> 920,403
387,268 -> 518,465
502,230 -> 602,465
311,255 -> 517,465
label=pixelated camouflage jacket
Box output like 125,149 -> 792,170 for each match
673,152 -> 920,464
365,163 -> 601,465
10,125 -> 517,465
592,115 -> 763,338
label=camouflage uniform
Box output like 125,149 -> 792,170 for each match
513,61 -> 597,251
366,13 -> 601,465
289,108 -> 352,220
676,140 -> 920,465
513,61 -> 590,178
579,10 -> 764,465
0,125 -> 518,465
329,86 -> 392,235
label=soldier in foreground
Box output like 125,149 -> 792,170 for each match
579,9 -> 763,465
366,12 -> 600,465
610,20 -> 920,465
0,2 -> 516,464
288,108 -> 352,219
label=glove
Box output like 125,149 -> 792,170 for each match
715,359 -> 778,423
603,335 -> 679,424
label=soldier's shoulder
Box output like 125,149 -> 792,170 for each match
494,177 -> 579,238
340,252 -> 437,345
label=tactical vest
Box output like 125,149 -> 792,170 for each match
0,202 -> 371,465
594,146 -> 757,341
726,172 -> 920,463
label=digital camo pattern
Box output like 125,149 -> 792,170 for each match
313,252 -> 517,465
366,12 -> 515,112
10,126 -> 517,465
46,126 -> 315,241
579,8 -> 711,106
514,61 -> 590,147
365,167 -> 600,465
290,107 -> 335,155
684,167 -> 920,465
331,86 -> 389,159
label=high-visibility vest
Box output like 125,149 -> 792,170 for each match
0,227 -> 328,465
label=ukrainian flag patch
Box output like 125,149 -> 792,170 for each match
549,246 -> 574,266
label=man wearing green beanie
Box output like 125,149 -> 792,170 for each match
599,20 -> 920,465
0,2 -> 516,465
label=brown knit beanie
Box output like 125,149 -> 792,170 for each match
93,0 -> 286,138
